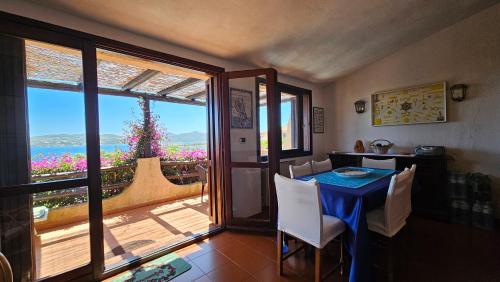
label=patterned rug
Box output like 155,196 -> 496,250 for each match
109,253 -> 191,282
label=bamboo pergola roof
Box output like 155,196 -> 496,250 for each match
25,40 -> 208,106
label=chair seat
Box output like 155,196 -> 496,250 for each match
366,206 -> 405,238
321,215 -> 345,248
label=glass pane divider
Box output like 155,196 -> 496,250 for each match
0,178 -> 88,197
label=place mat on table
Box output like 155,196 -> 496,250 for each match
301,168 -> 396,189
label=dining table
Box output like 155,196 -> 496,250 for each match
297,167 -> 398,282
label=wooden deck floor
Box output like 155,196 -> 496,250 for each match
36,195 -> 214,279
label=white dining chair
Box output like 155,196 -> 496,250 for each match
362,157 -> 396,170
275,173 -> 345,282
404,164 -> 416,218
0,252 -> 13,282
311,159 -> 332,173
289,161 -> 312,178
366,165 -> 416,237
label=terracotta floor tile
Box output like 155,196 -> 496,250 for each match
233,233 -> 278,261
216,240 -> 274,274
203,232 -> 237,250
205,261 -> 252,282
190,250 -> 232,274
175,241 -> 214,260
251,264 -> 307,282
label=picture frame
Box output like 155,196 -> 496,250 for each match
230,87 -> 253,129
371,81 -> 447,126
312,107 -> 324,133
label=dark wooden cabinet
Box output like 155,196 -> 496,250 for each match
329,153 -> 449,221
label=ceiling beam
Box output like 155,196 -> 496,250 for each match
27,80 -> 205,106
121,69 -> 159,91
185,90 -> 206,100
158,77 -> 199,96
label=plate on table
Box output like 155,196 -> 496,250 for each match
332,167 -> 374,178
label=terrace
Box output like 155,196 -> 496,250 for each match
32,157 -> 215,278
35,194 -> 214,278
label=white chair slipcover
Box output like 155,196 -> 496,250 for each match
289,161 -> 312,178
362,157 -> 396,170
366,165 -> 416,237
274,173 -> 345,249
311,159 -> 332,174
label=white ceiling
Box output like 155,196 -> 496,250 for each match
29,0 -> 499,83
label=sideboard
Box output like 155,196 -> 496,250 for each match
328,152 -> 449,221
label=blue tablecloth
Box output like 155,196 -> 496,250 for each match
301,167 -> 395,189
297,169 -> 397,282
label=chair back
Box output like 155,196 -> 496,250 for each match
311,159 -> 332,173
274,173 -> 323,247
0,252 -> 13,282
289,161 -> 312,178
404,164 -> 416,217
195,164 -> 208,184
362,157 -> 396,170
384,167 -> 415,234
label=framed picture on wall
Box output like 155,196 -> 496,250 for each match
371,81 -> 447,126
312,107 -> 324,133
230,87 -> 253,129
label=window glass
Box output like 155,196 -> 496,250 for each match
280,92 -> 299,150
26,40 -> 87,182
257,80 -> 312,158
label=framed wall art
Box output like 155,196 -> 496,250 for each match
312,107 -> 324,133
230,87 -> 253,129
371,81 -> 447,126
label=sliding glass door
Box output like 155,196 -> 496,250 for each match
0,24 -> 101,281
0,13 -> 224,281
95,47 -> 218,271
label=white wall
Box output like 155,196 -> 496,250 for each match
0,0 -> 330,161
323,4 -> 500,217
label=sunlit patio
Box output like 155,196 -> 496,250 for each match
35,194 -> 214,278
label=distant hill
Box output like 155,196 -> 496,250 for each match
168,131 -> 207,144
30,131 -> 207,147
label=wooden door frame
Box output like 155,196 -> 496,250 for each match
0,11 -> 226,281
220,68 -> 279,231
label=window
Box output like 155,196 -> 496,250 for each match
257,78 -> 312,158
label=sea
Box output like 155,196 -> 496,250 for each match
31,144 -> 129,160
30,143 -> 207,160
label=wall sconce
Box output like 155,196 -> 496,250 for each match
450,84 -> 467,102
354,100 -> 366,113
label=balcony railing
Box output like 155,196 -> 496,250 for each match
32,159 -> 208,205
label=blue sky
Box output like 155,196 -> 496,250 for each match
259,101 -> 291,132
28,88 -> 207,136
27,87 -> 289,137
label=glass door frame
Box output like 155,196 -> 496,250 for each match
0,15 -> 100,282
0,11 -> 226,281
220,68 -> 280,231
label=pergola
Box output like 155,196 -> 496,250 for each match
25,40 -> 208,106
24,39 -> 210,157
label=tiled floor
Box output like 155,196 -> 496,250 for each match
157,229 -> 342,282
108,215 -> 500,281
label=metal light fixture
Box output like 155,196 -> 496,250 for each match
354,100 -> 366,113
450,84 -> 467,102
